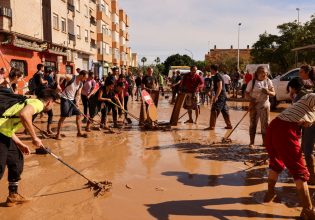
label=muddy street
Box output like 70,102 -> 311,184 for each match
0,97 -> 306,219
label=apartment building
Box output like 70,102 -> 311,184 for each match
205,45 -> 252,67
49,0 -> 98,74
0,0 -> 59,83
0,0 -> 137,86
111,0 -> 119,68
96,0 -> 112,76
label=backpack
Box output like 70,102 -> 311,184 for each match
0,92 -> 28,118
27,76 -> 37,94
60,75 -> 76,91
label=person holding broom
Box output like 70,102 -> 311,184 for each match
264,93 -> 315,219
0,89 -> 59,206
55,70 -> 88,140
245,66 -> 275,147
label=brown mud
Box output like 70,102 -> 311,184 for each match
0,98 -> 309,219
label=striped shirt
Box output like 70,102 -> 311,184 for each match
278,93 -> 315,123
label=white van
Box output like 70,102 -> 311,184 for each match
168,66 -> 190,78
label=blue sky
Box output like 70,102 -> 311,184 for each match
119,0 -> 315,64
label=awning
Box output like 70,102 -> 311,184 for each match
292,44 -> 315,52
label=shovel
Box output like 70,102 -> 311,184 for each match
35,147 -> 112,197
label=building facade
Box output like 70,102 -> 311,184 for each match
0,0 -> 137,89
205,45 -> 252,70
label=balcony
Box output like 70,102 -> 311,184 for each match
111,1 -> 118,14
90,16 -> 96,26
68,33 -> 75,41
112,41 -> 119,49
67,3 -> 75,12
90,39 -> 97,49
97,33 -> 111,43
0,7 -> 12,31
0,7 -> 12,18
112,22 -> 119,32
120,45 -> 126,52
112,57 -> 118,65
119,29 -> 126,38
96,10 -> 111,24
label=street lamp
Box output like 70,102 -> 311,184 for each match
237,22 -> 242,71
296,8 -> 300,24
184,48 -> 194,60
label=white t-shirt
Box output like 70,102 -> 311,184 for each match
61,77 -> 82,100
222,74 -> 231,85
246,78 -> 274,104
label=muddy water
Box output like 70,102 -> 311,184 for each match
0,97 -> 307,219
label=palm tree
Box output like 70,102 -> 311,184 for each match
154,57 -> 160,65
141,57 -> 147,71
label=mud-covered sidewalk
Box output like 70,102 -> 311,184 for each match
0,97 -> 309,219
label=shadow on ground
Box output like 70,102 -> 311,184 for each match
146,142 -> 268,164
146,196 -> 295,220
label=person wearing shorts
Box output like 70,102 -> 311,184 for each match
264,93 -> 315,219
180,65 -> 203,124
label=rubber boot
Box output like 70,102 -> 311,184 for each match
297,187 -> 315,220
209,110 -> 218,130
263,179 -> 277,203
305,155 -> 315,186
6,193 -> 30,207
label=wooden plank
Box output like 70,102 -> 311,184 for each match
169,93 -> 187,126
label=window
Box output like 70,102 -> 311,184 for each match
102,23 -> 110,36
61,17 -> 66,32
102,42 -> 106,54
105,43 -> 110,55
76,25 -> 81,39
53,13 -> 59,30
84,5 -> 88,17
100,4 -> 105,13
280,70 -> 299,81
44,61 -> 56,72
76,0 -> 80,12
66,65 -> 73,74
84,29 -> 88,42
10,60 -> 28,76
105,3 -> 109,16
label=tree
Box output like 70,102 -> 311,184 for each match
141,57 -> 147,71
154,57 -> 161,65
195,60 -> 207,72
163,54 -> 194,74
251,14 -> 315,73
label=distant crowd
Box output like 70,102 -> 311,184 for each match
0,62 -> 315,219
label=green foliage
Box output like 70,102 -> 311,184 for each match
163,54 -> 194,74
251,14 -> 315,73
195,60 -> 207,72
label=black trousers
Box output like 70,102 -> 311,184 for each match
81,95 -> 89,116
0,133 -> 24,182
101,102 -> 117,123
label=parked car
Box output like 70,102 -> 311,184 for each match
270,68 -> 300,109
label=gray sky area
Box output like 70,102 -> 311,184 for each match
119,0 -> 315,64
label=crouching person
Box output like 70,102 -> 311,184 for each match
0,89 -> 59,206
264,93 -> 315,219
